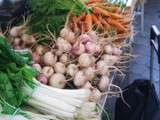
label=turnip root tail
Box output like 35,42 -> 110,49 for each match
102,84 -> 130,108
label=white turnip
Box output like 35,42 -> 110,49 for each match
32,52 -> 40,63
36,45 -> 49,56
85,42 -> 96,54
66,64 -> 78,77
41,66 -> 54,78
88,31 -> 98,41
60,28 -> 76,43
96,60 -> 109,75
71,42 -> 85,56
82,82 -> 93,89
54,62 -> 66,74
32,63 -> 42,72
59,54 -> 68,64
74,71 -> 87,87
99,75 -> 110,91
102,54 -> 119,65
83,67 -> 95,81
37,74 -> 48,84
14,38 -> 21,45
49,73 -> 66,88
56,37 -> 72,52
104,45 -> 113,54
55,49 -> 63,56
10,25 -> 27,37
79,34 -> 92,44
21,34 -> 36,45
78,53 -> 92,67
112,47 -> 122,56
43,52 -> 57,66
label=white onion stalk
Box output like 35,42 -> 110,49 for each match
28,99 -> 75,118
36,80 -> 91,99
36,86 -> 83,107
41,85 -> 90,100
24,86 -> 76,113
23,79 -> 91,119
24,111 -> 57,120
78,102 -> 98,119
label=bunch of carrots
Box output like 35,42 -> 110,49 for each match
68,0 -> 131,35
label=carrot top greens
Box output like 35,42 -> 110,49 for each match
27,0 -> 89,36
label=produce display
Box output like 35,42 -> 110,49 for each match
0,0 -> 134,120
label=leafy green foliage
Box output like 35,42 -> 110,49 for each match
0,99 -> 19,115
21,65 -> 37,89
27,0 -> 89,36
0,99 -> 27,116
0,36 -> 30,67
0,63 -> 37,114
28,0 -> 67,35
55,0 -> 90,15
0,72 -> 18,107
0,36 -> 37,115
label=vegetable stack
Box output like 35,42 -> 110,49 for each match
27,0 -> 132,42
0,0 -> 134,119
67,0 -> 131,38
0,36 -> 98,120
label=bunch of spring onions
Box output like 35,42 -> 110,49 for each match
24,79 -> 91,119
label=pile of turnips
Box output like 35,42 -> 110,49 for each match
8,25 -> 123,102
33,27 -> 123,102
9,25 -> 36,49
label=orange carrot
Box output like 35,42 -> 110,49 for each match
73,13 -> 86,32
107,6 -> 121,13
91,14 -> 103,29
110,13 -> 123,19
110,7 -> 120,13
117,19 -> 132,25
85,14 -> 92,32
99,16 -> 111,29
77,12 -> 87,22
107,18 -> 126,33
93,7 -> 123,19
93,7 -> 111,17
122,21 -> 131,26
